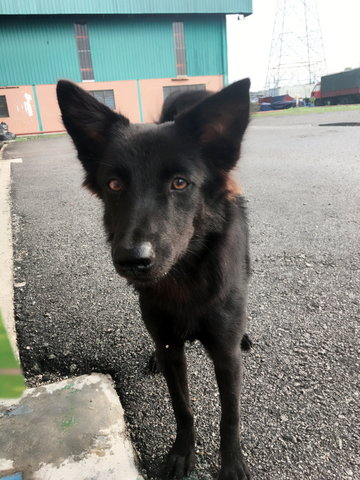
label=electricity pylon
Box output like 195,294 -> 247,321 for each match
265,0 -> 327,92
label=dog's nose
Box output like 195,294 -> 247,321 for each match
114,242 -> 155,271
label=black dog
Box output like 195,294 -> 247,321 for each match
57,79 -> 252,480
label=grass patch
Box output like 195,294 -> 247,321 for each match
253,104 -> 360,118
15,133 -> 66,142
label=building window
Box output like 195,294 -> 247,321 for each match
0,96 -> 9,117
173,22 -> 187,76
163,84 -> 206,100
89,90 -> 115,110
74,23 -> 94,81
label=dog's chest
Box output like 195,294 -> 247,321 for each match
140,277 -> 211,341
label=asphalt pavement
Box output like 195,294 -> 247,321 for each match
6,108 -> 360,479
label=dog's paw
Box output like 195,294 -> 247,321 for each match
148,351 -> 161,374
218,458 -> 251,480
163,448 -> 196,479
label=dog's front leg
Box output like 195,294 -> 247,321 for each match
156,342 -> 196,479
207,342 -> 251,480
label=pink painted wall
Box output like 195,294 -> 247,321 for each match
0,86 -> 39,134
0,75 -> 223,135
35,80 -> 140,132
140,75 -> 224,122
81,80 -> 140,123
36,84 -> 62,132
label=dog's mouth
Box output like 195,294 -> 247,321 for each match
113,262 -> 168,287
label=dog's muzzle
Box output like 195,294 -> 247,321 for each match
113,242 -> 155,277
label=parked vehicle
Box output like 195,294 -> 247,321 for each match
312,68 -> 360,106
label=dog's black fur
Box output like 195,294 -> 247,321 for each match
57,79 -> 252,480
159,89 -> 212,123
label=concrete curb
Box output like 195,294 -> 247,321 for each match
0,374 -> 144,480
0,142 -> 8,157
0,148 -> 22,359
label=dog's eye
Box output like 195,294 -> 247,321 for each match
171,177 -> 189,191
108,179 -> 123,192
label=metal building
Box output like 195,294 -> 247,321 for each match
0,1 -> 252,135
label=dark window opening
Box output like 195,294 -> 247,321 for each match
89,90 -> 115,110
74,23 -> 94,81
0,96 -> 9,117
173,22 -> 187,76
163,84 -> 206,100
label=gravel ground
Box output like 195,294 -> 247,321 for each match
7,109 -> 360,479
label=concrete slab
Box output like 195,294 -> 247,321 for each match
0,374 -> 144,480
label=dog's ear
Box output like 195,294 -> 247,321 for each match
175,78 -> 250,171
57,80 -> 129,195
56,80 -> 129,158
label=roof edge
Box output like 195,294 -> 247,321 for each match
0,0 -> 252,16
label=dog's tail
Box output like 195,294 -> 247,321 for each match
159,89 -> 212,123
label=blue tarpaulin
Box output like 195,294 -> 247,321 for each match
259,95 -> 296,111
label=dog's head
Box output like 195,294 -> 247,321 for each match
56,79 -> 250,287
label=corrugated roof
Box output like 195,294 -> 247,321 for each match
0,0 -> 252,16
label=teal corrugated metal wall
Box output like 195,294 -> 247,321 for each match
88,17 -> 176,81
0,17 -> 81,85
185,16 -> 224,77
0,1 -> 253,15
0,15 -> 225,85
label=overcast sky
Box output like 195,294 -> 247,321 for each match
227,0 -> 360,90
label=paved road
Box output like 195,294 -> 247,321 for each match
7,108 -> 360,479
